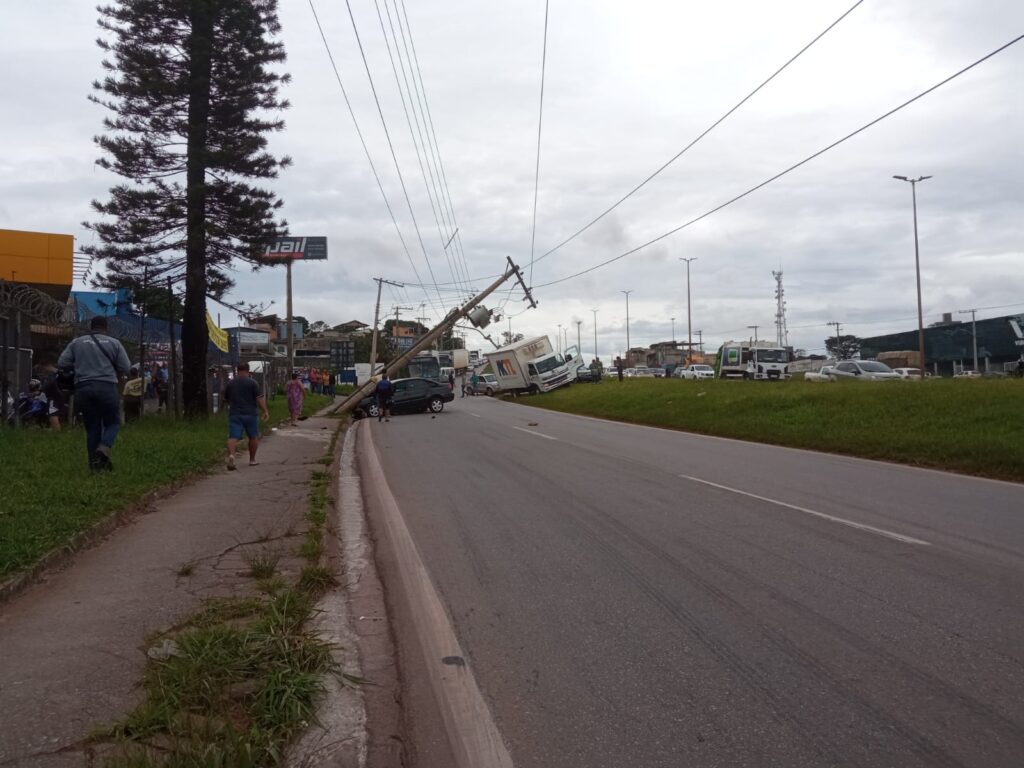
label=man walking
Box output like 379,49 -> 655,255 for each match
58,316 -> 131,471
224,361 -> 270,470
374,374 -> 394,422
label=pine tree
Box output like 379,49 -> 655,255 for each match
83,0 -> 291,415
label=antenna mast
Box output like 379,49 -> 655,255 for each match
772,270 -> 789,347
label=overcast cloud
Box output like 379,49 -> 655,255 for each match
3,0 -> 1022,358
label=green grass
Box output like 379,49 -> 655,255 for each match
519,378 -> 1024,482
0,394 -> 332,580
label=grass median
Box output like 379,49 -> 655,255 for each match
517,377 -> 1024,482
0,393 -> 333,580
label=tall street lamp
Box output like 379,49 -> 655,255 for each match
621,290 -> 633,364
671,317 -> 676,344
592,308 -> 599,361
893,174 -> 932,380
576,319 -> 582,353
557,323 -> 562,355
680,257 -> 697,363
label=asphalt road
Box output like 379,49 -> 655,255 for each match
364,394 -> 1024,767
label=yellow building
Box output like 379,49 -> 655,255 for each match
0,228 -> 74,301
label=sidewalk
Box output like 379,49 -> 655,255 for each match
0,415 -> 338,768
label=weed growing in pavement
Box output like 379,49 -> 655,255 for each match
520,378 -> 1024,482
0,394 -> 334,580
93,422 -> 347,767
242,548 -> 281,580
175,560 -> 197,578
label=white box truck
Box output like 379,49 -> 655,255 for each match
485,335 -> 573,394
718,341 -> 792,380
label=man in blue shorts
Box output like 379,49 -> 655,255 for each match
224,362 -> 270,470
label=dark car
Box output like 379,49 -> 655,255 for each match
354,377 -> 454,419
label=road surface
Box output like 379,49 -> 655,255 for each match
362,395 -> 1024,767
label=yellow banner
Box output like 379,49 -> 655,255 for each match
206,311 -> 229,352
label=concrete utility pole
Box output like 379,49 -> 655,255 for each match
671,317 -> 676,345
893,174 -> 932,380
828,321 -> 842,360
557,323 -> 562,355
576,319 -> 582,352
696,329 -> 703,355
958,308 -> 979,372
369,278 -> 403,375
337,257 -> 536,415
747,324 -> 759,345
621,290 -> 633,362
680,257 -> 697,363
591,308 -> 599,361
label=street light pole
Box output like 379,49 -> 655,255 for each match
959,308 -> 979,372
621,290 -> 633,364
576,319 -> 582,352
680,257 -> 697,363
556,323 -> 562,355
894,174 -> 932,380
671,317 -> 676,345
747,325 -> 759,345
592,308 -> 599,361
696,329 -> 703,355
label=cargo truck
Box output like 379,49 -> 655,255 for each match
718,341 -> 792,380
485,335 -> 573,394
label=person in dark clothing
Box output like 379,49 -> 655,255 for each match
374,374 -> 394,422
36,360 -> 65,430
57,316 -> 131,471
223,362 -> 270,470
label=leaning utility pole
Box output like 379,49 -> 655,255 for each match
369,277 -> 403,375
338,257 -> 535,414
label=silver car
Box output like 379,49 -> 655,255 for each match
829,360 -> 901,381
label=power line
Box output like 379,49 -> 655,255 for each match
306,0 -> 445,318
398,0 -> 476,299
528,0 -> 551,288
536,32 -> 1024,289
343,0 -> 447,310
531,0 -> 866,270
373,0 -> 467,298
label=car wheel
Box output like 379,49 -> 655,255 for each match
485,387 -> 494,396
367,403 -> 381,418
528,384 -> 540,395
428,397 -> 444,413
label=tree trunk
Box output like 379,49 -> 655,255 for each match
182,0 -> 214,417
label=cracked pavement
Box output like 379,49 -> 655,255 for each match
0,415 -> 338,768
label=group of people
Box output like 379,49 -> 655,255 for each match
304,367 -> 337,396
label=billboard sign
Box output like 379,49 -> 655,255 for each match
263,236 -> 328,262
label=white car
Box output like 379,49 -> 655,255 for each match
829,360 -> 901,381
892,367 -> 924,379
676,364 -> 716,380
954,370 -> 982,379
804,365 -> 835,382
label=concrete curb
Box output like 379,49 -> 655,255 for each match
359,422 -> 514,768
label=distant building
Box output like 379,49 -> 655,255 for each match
860,312 -> 1024,375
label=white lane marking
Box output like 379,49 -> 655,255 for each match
679,474 -> 931,547
466,411 -> 481,418
512,426 -> 558,441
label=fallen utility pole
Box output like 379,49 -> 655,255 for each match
336,257 -> 534,415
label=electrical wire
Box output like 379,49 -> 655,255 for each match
306,0 -> 446,318
531,0 -> 865,271
527,0 -> 551,288
373,0 -> 467,299
342,0 -> 448,311
535,32 -> 1024,289
397,0 -> 476,298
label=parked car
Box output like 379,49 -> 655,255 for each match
627,367 -> 660,378
464,373 -> 500,396
675,364 -> 716,380
575,364 -> 602,383
892,367 -> 925,379
804,365 -> 835,383
354,377 -> 454,418
953,370 -> 982,379
829,360 -> 901,381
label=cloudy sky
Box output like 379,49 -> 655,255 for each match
3,0 -> 1022,359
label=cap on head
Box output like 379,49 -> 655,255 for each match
90,316 -> 108,331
